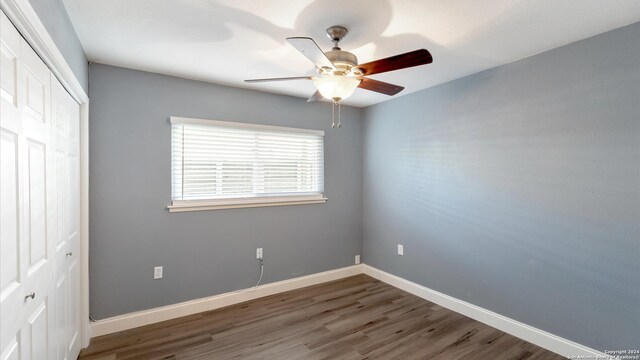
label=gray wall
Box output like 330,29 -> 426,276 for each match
29,0 -> 87,91
88,64 -> 362,319
362,22 -> 640,351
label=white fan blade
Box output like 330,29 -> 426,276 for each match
245,76 -> 313,83
287,37 -> 336,70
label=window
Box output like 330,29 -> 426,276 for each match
168,117 -> 326,212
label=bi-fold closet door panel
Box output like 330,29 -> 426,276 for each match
1,9 -> 25,360
1,10 -> 53,360
1,10 -> 81,360
52,70 -> 81,360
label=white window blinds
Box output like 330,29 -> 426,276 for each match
169,117 -> 325,211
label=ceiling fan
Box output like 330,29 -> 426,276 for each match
245,26 -> 433,127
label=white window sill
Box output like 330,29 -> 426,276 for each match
167,195 -> 327,213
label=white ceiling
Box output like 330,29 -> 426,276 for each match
63,0 -> 640,107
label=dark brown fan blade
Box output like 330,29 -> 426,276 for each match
358,78 -> 404,96
358,49 -> 432,76
307,90 -> 323,102
287,37 -> 336,70
245,76 -> 313,83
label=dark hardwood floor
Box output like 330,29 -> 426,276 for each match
80,274 -> 565,360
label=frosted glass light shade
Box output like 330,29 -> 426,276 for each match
313,75 -> 361,101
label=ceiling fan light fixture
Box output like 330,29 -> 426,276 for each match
313,75 -> 361,102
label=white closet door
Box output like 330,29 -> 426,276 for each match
1,10 -> 54,359
21,20 -> 56,360
1,10 -> 25,360
1,11 -> 80,360
52,76 -> 80,360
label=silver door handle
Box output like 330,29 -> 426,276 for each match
25,292 -> 35,301
66,252 -> 73,257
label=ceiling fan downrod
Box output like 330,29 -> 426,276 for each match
326,25 -> 348,50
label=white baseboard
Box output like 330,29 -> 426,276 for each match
90,264 -> 363,337
91,263 -> 608,359
362,265 -> 608,359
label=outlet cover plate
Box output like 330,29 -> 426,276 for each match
154,266 -> 163,279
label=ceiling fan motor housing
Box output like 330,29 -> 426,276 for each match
325,50 -> 358,68
322,26 -> 362,75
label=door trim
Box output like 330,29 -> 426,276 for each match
1,0 -> 91,348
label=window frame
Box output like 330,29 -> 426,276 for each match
167,117 -> 327,213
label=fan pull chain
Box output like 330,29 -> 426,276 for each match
331,100 -> 336,128
331,100 -> 342,128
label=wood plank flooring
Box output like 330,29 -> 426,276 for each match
79,275 -> 565,360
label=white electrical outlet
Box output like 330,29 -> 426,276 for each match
355,255 -> 361,264
154,266 -> 163,279
397,244 -> 404,256
256,248 -> 263,259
